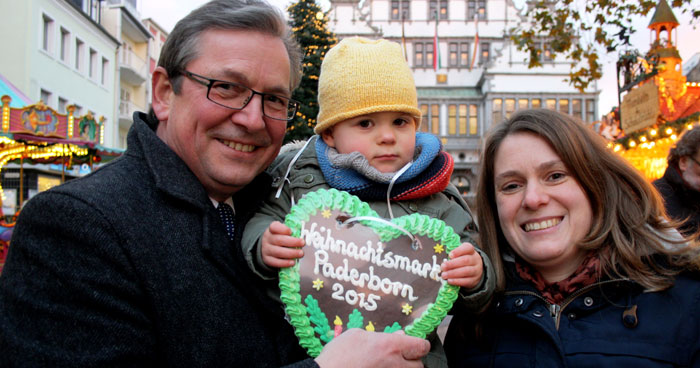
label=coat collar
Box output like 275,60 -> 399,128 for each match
127,112 -> 211,211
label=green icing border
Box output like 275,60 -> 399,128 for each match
279,188 -> 461,357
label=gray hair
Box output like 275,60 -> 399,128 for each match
158,0 -> 302,93
668,126 -> 700,167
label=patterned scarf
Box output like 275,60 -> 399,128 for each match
515,253 -> 600,304
315,132 -> 454,201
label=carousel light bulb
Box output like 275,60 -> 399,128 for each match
629,140 -> 636,148
614,144 -> 622,152
650,129 -> 657,136
640,136 -> 647,142
666,127 -> 673,135
671,134 -> 678,140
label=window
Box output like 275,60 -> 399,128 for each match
73,104 -> 83,116
469,104 -> 478,135
586,99 -> 596,122
518,99 -> 529,110
505,98 -> 515,119
546,98 -> 556,110
60,27 -> 70,62
559,99 -> 569,114
390,0 -> 410,20
101,57 -> 109,85
492,98 -> 502,124
429,0 -> 448,20
413,42 -> 433,68
420,104 -> 429,133
40,89 -> 52,106
415,43 -> 424,67
531,99 -> 541,109
89,48 -> 97,79
449,42 -> 470,68
542,42 -> 553,62
75,38 -> 85,72
448,105 -> 457,135
572,99 -> 582,119
459,105 -> 467,135
479,42 -> 490,65
467,0 -> 487,20
58,97 -> 68,113
431,105 -> 440,135
42,14 -> 54,53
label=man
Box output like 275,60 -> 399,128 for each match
653,127 -> 700,237
0,1 -> 429,366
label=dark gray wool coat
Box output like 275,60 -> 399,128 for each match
0,112 -> 315,367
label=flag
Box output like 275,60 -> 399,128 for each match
433,10 -> 441,71
401,15 -> 408,61
470,14 -> 479,70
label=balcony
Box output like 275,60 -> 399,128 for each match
118,99 -> 139,122
119,48 -> 147,85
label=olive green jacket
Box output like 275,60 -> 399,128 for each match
242,137 -> 495,311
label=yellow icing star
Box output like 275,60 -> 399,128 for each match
321,209 -> 332,218
312,278 -> 324,291
433,243 -> 445,254
365,321 -> 375,332
401,303 -> 413,315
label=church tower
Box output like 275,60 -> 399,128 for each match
647,0 -> 685,101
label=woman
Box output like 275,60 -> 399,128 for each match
444,109 -> 700,367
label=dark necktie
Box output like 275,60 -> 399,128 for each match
217,202 -> 235,241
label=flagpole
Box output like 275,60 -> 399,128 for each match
433,9 -> 440,72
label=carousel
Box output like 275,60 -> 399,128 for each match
0,95 -> 122,273
603,0 -> 700,180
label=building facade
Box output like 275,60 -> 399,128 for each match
0,0 -> 119,146
142,18 -> 169,105
327,0 -> 599,204
100,0 -> 151,149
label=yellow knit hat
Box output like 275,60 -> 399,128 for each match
314,37 -> 422,134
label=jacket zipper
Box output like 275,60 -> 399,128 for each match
504,279 -> 628,330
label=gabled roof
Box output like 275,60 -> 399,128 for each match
648,0 -> 679,28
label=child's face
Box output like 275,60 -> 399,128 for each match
321,111 -> 416,173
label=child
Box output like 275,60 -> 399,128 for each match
242,37 -> 494,366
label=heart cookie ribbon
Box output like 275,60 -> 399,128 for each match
279,188 -> 460,357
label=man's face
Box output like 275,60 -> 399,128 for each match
154,29 -> 291,201
679,150 -> 700,192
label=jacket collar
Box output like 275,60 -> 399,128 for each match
127,112 -> 211,211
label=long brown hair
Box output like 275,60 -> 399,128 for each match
476,109 -> 699,292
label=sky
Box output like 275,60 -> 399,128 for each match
140,0 -> 700,120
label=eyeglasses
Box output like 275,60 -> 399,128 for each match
181,70 -> 299,121
689,155 -> 700,166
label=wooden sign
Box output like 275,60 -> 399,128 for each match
621,81 -> 660,133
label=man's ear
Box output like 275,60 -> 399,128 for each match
320,127 -> 335,148
151,66 -> 173,122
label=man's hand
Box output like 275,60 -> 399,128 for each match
440,242 -> 483,288
314,329 -> 430,368
260,221 -> 305,268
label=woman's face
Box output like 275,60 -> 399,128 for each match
493,132 -> 593,282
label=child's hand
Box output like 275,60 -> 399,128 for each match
261,221 -> 306,268
440,242 -> 483,289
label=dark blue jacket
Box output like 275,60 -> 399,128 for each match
0,112 -> 314,367
445,271 -> 700,367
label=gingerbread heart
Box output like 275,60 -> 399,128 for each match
279,188 -> 460,357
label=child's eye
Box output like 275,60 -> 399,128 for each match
393,118 -> 410,126
357,120 -> 372,128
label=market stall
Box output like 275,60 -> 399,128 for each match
0,95 -> 122,272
